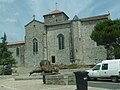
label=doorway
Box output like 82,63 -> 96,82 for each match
52,56 -> 55,63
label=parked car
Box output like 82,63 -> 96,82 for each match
4,65 -> 12,75
86,59 -> 120,82
0,65 -> 12,75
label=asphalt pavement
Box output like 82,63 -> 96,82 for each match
0,79 -> 111,90
0,75 -> 117,90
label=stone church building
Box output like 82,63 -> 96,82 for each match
7,10 -> 109,67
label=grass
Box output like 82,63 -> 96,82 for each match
67,64 -> 94,69
55,64 -> 95,69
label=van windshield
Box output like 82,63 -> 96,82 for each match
92,65 -> 101,70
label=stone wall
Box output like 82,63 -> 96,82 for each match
7,44 -> 25,66
45,74 -> 76,85
44,13 -> 68,25
47,23 -> 71,64
72,20 -> 107,65
25,20 -> 45,67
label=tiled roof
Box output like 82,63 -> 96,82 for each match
7,41 -> 25,46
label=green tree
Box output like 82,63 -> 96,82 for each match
91,19 -> 120,59
114,46 -> 120,59
0,33 -> 16,66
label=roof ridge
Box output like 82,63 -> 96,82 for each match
80,13 -> 110,22
45,9 -> 63,15
7,41 -> 25,45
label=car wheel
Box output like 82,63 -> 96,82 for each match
111,76 -> 118,82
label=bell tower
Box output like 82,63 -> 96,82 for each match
43,10 -> 69,25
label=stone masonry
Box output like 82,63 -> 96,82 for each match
7,9 -> 109,67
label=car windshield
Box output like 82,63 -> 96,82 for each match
92,65 -> 101,70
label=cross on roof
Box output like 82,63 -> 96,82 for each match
56,2 -> 58,10
33,15 -> 35,20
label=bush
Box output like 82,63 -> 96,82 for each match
64,64 -> 94,69
68,64 -> 78,69
52,64 -> 95,70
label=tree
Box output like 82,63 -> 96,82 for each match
0,33 -> 16,66
113,46 -> 120,59
91,19 -> 120,59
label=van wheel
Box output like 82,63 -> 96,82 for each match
111,77 -> 118,82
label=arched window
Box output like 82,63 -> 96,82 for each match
33,38 -> 38,54
16,47 -> 19,56
57,34 -> 64,50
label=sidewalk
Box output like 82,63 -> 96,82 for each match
0,76 -> 111,90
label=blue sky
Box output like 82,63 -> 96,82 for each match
0,0 -> 120,42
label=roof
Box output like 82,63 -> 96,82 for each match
73,15 -> 79,20
25,19 -> 44,27
47,10 -> 63,15
7,41 -> 25,46
43,9 -> 69,19
80,14 -> 110,22
102,59 -> 120,63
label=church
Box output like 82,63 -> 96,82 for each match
7,9 -> 109,67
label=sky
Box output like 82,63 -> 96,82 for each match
0,0 -> 120,42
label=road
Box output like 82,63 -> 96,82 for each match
88,80 -> 120,90
0,79 -> 101,90
0,76 -> 120,90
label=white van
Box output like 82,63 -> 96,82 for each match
87,59 -> 120,82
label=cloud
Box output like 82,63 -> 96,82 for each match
0,17 -> 17,23
0,3 -> 5,10
5,18 -> 17,23
0,18 -> 17,23
1,0 -> 120,42
0,0 -> 15,3
27,0 -> 52,21
6,31 -> 24,42
0,0 -> 15,11
108,2 -> 120,19
0,24 -> 24,42
0,12 -> 19,23
27,0 -> 95,20
0,3 -> 4,8
13,12 -> 20,16
55,0 -> 94,19
78,0 -> 120,19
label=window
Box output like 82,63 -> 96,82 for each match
52,56 -> 55,63
16,47 -> 19,56
33,25 -> 35,27
56,19 -> 58,22
92,65 -> 101,70
57,34 -> 64,50
33,38 -> 38,54
102,64 -> 108,70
